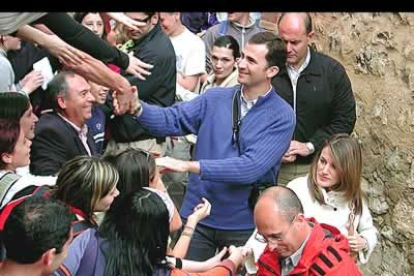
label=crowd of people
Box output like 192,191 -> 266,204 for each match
0,12 -> 378,276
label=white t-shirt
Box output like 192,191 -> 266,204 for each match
170,27 -> 206,94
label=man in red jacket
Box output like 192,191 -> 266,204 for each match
254,186 -> 362,276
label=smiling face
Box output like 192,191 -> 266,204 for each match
237,43 -> 271,88
8,127 -> 31,171
20,104 -> 38,140
316,146 -> 340,189
89,82 -> 110,105
58,75 -> 94,128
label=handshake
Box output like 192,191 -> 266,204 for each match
112,85 -> 143,116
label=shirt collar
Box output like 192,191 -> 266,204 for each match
58,114 -> 88,136
287,47 -> 311,74
286,231 -> 311,267
240,85 -> 273,104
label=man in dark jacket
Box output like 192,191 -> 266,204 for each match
30,71 -> 97,176
106,12 -> 176,155
273,13 -> 356,185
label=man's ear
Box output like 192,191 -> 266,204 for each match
266,66 -> 279,79
41,248 -> 56,267
57,95 -> 66,110
152,13 -> 159,25
307,30 -> 315,40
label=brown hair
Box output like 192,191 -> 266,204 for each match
308,133 -> 365,215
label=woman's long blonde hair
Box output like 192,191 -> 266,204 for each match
308,133 -> 365,215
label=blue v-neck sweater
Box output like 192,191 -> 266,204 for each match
135,86 -> 295,229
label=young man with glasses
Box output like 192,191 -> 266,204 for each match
252,186 -> 362,276
127,32 -> 295,262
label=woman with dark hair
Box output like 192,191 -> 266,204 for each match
0,92 -> 38,140
50,156 -> 119,235
53,189 -> 250,276
200,35 -> 240,93
73,12 -> 107,39
103,148 -> 211,258
0,119 -> 33,209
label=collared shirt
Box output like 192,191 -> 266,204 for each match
240,86 -> 272,119
280,232 -> 311,276
58,114 -> 92,156
286,47 -> 311,113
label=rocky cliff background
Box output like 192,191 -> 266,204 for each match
261,12 -> 414,276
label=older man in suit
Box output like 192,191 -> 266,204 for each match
30,70 -> 96,176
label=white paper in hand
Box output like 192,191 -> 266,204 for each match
33,57 -> 54,90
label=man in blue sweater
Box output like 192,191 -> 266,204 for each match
128,32 -> 295,261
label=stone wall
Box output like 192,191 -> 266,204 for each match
262,12 -> 414,276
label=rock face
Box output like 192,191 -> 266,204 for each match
261,12 -> 414,276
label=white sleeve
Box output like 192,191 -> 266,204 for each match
357,200 -> 379,264
182,39 -> 206,77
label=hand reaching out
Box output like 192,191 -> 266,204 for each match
105,12 -> 148,30
156,156 -> 189,174
20,70 -> 44,94
126,53 -> 153,80
187,198 -> 211,225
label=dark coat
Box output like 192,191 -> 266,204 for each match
30,113 -> 97,176
272,49 -> 356,164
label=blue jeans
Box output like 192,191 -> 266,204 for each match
183,218 -> 254,261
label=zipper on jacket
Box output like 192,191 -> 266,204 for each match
258,259 -> 279,276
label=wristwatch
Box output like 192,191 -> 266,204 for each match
305,142 -> 315,154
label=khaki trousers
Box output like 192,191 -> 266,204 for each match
278,162 -> 311,186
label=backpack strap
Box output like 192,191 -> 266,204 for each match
0,172 -> 21,208
231,87 -> 241,155
72,220 -> 94,238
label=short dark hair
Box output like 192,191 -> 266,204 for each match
277,13 -> 313,34
2,196 -> 72,264
0,92 -> 30,121
213,35 -> 240,59
248,32 -> 287,70
0,119 -> 21,170
44,70 -> 76,112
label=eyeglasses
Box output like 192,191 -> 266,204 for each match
255,215 -> 297,244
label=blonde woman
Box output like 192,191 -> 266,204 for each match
51,156 -> 120,237
287,133 -> 378,264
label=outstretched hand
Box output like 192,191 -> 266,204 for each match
187,198 -> 211,224
156,156 -> 189,174
105,12 -> 148,30
126,53 -> 153,80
